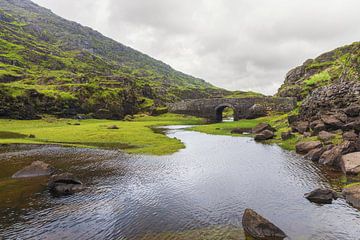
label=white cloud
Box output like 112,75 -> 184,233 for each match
32,0 -> 360,95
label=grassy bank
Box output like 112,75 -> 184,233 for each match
190,113 -> 316,151
0,114 -> 204,155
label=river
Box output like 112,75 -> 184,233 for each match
1,126 -> 360,239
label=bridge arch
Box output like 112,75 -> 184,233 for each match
215,103 -> 239,122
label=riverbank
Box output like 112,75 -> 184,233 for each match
0,114 -> 204,155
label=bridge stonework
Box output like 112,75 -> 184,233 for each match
167,97 -> 297,122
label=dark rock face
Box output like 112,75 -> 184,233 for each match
343,185 -> 360,208
48,173 -> 84,196
340,152 -> 360,175
252,123 -> 276,134
12,161 -> 55,178
304,188 -> 338,204
296,141 -> 322,154
301,81 -> 360,120
242,208 -> 287,240
254,130 -> 274,141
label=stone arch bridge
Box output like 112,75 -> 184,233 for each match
167,97 -> 296,122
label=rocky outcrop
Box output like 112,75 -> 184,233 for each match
12,161 -> 55,178
242,208 -> 287,240
301,82 -> 360,120
304,188 -> 338,204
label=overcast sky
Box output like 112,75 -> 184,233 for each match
32,0 -> 360,95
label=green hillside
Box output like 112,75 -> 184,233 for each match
0,0 -> 235,119
277,41 -> 360,100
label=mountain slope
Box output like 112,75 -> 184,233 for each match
0,0 -> 232,119
277,41 -> 360,101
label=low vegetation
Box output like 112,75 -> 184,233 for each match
0,114 -> 204,155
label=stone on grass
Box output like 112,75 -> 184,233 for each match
242,208 -> 287,240
254,130 -> 274,141
295,141 -> 322,154
304,188 -> 338,204
252,123 -> 275,134
281,131 -> 293,140
231,128 -> 251,134
107,125 -> 119,129
12,161 -> 55,178
291,121 -> 309,134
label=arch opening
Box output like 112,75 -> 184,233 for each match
215,104 -> 236,122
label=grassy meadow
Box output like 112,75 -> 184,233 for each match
0,114 -> 204,155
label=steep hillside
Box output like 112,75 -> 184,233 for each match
0,0 -> 234,119
277,41 -> 360,102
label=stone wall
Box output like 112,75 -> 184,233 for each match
168,97 -> 296,122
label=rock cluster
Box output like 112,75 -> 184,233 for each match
252,123 -> 276,141
291,93 -> 360,172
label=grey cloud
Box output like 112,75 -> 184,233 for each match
33,0 -> 360,95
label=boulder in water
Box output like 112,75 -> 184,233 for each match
304,188 -> 338,204
242,208 -> 287,240
48,173 -> 84,196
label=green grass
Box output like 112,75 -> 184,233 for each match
0,114 -> 204,155
304,71 -> 331,86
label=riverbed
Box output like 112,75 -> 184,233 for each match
1,126 -> 360,239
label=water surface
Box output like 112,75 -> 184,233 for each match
1,126 -> 360,239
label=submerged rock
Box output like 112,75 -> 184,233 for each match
343,185 -> 360,208
242,208 -> 287,240
296,141 -> 322,154
254,130 -> 274,141
304,188 -> 338,204
48,173 -> 84,196
12,161 -> 55,178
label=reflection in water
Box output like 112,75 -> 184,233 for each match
1,126 -> 360,240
